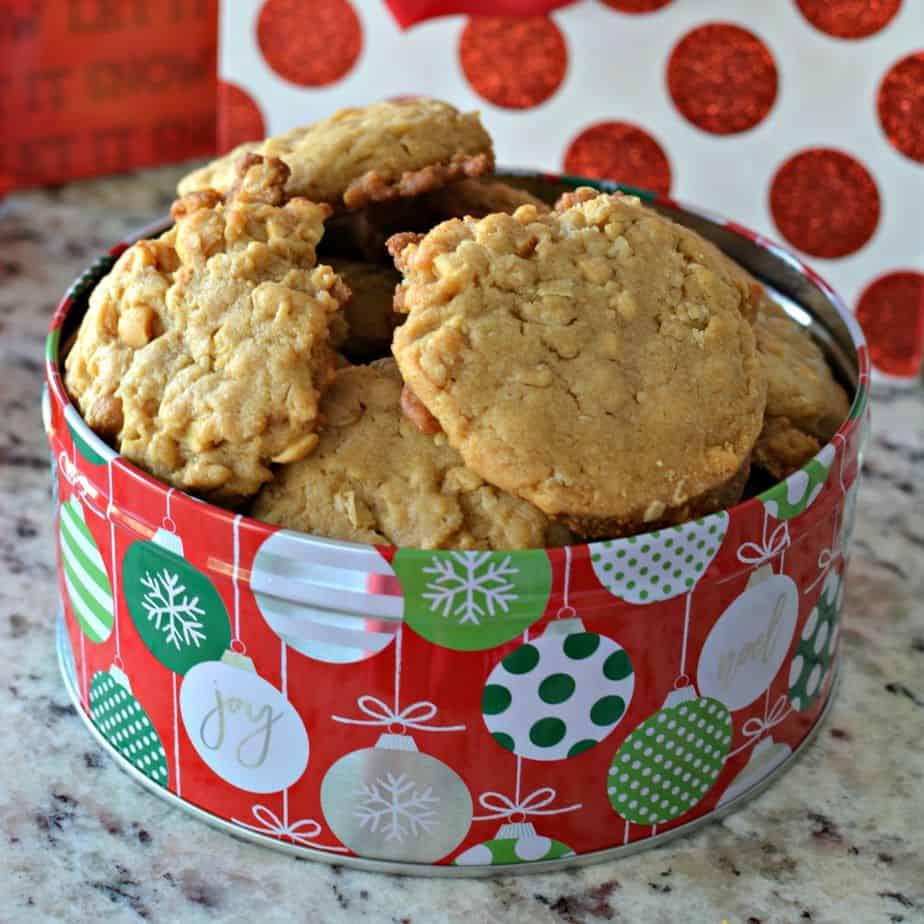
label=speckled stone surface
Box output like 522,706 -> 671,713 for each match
1,166 -> 922,924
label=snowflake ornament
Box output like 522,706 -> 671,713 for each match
393,549 -> 552,651
354,770 -> 440,843
124,530 -> 230,675
321,733 -> 473,863
140,568 -> 207,650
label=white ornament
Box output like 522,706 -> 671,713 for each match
697,566 -> 799,712
482,618 -> 635,762
590,513 -> 728,604
179,651 -> 309,793
250,530 -> 401,664
717,737 -> 792,808
321,733 -> 472,863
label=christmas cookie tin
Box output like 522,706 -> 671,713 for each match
45,174 -> 870,876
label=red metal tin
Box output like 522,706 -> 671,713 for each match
45,174 -> 870,875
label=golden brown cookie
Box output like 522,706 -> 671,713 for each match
65,157 -> 346,503
178,99 -> 494,211
389,189 -> 766,537
326,259 -> 402,361
250,361 -> 570,549
318,177 -> 548,264
423,177 -> 549,220
751,289 -> 850,478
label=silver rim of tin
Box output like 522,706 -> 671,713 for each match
57,609 -> 839,878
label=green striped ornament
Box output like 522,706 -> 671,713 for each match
59,497 -> 114,643
90,667 -> 168,787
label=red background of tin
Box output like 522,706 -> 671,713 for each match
46,307 -> 867,860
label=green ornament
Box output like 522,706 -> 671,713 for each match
65,406 -> 110,466
591,513 -> 728,604
483,618 -> 634,761
59,497 -> 114,644
90,666 -> 168,786
848,383 -> 868,421
394,549 -> 552,651
607,687 -> 732,825
123,529 -> 230,675
789,570 -> 842,712
761,443 -> 835,521
454,823 -> 574,866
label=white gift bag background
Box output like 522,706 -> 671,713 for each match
217,0 -> 924,380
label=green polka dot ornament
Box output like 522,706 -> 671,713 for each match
454,822 -> 574,866
90,666 -> 169,787
760,444 -> 835,521
789,569 -> 842,713
590,513 -> 728,605
606,685 -> 732,825
59,497 -> 114,644
394,549 -> 552,651
482,618 -> 635,761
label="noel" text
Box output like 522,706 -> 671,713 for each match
715,594 -> 787,691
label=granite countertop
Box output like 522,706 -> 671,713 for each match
1,166 -> 922,924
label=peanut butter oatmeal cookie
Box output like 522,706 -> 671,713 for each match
389,189 -> 765,537
251,360 -> 570,549
178,99 -> 494,211
326,259 -> 402,361
65,157 -> 346,503
751,290 -> 850,479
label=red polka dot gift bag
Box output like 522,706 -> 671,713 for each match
216,0 -> 924,382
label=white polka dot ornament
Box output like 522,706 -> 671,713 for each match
606,685 -> 732,826
482,618 -> 634,762
760,444 -> 835,521
789,569 -> 843,713
590,513 -> 728,605
454,822 -> 574,867
89,666 -> 168,787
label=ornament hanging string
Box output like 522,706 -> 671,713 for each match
726,691 -> 791,759
163,487 -> 176,533
232,805 -> 348,852
473,788 -> 582,821
557,545 -> 576,620
736,513 -> 789,570
172,673 -> 181,797
231,514 -> 245,654
109,457 -> 122,669
58,450 -> 105,519
474,754 -> 581,821
333,626 -> 465,732
806,433 -> 849,593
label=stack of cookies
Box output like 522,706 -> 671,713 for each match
64,99 -> 849,550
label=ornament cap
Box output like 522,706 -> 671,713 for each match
220,650 -> 256,672
747,563 -> 773,588
543,616 -> 586,637
152,527 -> 183,555
374,732 -> 418,752
662,683 -> 697,709
496,821 -> 537,840
108,664 -> 131,692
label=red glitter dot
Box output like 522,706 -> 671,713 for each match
459,17 -> 567,110
257,0 -> 362,88
856,272 -> 924,378
667,23 -> 778,135
217,81 -> 266,153
600,0 -> 673,11
796,0 -> 901,39
769,149 -> 880,259
878,52 -> 924,164
563,121 -> 672,195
